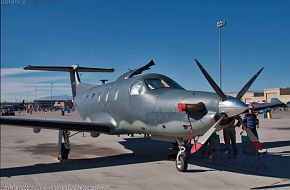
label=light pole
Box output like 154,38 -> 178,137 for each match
35,88 -> 37,101
26,89 -> 29,110
26,89 -> 28,102
34,88 -> 37,110
51,83 -> 53,109
216,20 -> 226,90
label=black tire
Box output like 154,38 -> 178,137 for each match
175,154 -> 188,172
60,143 -> 70,160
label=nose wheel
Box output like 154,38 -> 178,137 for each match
175,139 -> 188,172
176,146 -> 188,172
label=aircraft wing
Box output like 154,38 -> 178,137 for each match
0,117 -> 112,133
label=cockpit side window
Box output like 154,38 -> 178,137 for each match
130,80 -> 146,95
163,77 -> 184,89
145,79 -> 168,90
144,78 -> 184,90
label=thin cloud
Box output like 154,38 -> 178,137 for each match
0,67 -> 41,77
0,67 -> 106,102
1,55 -> 15,60
1,74 -> 71,102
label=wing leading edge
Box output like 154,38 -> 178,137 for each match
0,117 -> 112,133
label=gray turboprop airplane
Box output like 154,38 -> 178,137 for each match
1,59 -> 273,172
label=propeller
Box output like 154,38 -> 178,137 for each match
195,59 -> 264,103
192,59 -> 264,153
236,67 -> 264,99
194,59 -> 264,118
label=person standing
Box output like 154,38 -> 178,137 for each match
243,107 -> 259,139
223,116 -> 241,158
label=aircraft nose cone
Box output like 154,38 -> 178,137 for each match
218,97 -> 248,117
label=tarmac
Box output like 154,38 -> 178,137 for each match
1,109 -> 290,190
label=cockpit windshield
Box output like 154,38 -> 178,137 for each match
144,77 -> 184,90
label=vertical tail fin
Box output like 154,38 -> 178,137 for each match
24,65 -> 114,98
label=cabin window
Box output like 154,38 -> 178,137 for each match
114,90 -> 119,100
105,91 -> 109,102
130,81 -> 146,95
97,92 -> 101,102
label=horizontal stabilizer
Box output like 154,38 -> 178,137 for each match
24,65 -> 114,98
24,65 -> 114,72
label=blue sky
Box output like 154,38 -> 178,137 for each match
1,0 -> 290,102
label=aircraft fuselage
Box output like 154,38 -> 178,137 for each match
74,73 -> 221,140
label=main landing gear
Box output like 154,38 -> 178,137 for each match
175,138 -> 188,172
57,130 -> 71,161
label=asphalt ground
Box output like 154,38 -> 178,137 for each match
1,109 -> 290,190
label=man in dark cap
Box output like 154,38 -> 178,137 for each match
243,106 -> 259,139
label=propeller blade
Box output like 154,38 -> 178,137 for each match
191,114 -> 225,154
235,115 -> 263,150
195,59 -> 227,101
236,67 -> 264,99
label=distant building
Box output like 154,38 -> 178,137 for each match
33,99 -> 73,109
264,88 -> 290,103
227,88 -> 290,104
54,100 -> 73,109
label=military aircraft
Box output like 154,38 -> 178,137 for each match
249,98 -> 287,111
1,99 -> 25,114
14,99 -> 26,111
1,59 -> 272,172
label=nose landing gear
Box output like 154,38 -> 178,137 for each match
175,138 -> 188,172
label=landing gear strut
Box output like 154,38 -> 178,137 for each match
175,138 -> 188,172
57,130 -> 71,161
